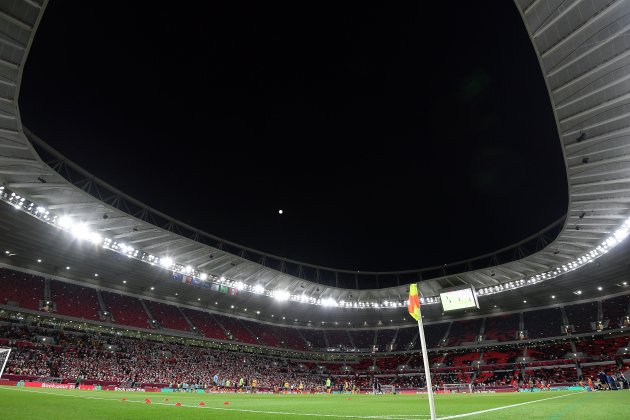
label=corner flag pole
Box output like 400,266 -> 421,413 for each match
416,299 -> 436,420
408,283 -> 436,419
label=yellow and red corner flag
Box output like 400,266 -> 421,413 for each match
407,282 -> 436,420
408,283 -> 420,321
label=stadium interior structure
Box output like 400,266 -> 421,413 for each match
1,0 -> 630,394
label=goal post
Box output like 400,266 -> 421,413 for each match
442,383 -> 472,393
380,385 -> 395,394
0,348 -> 11,379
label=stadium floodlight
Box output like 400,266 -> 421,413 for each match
70,223 -> 91,241
160,257 -> 173,268
614,226 -> 629,241
274,290 -> 290,301
200,273 -> 208,281
58,215 -> 73,228
235,281 -> 245,290
253,284 -> 264,294
322,298 -> 337,307
89,232 -> 102,245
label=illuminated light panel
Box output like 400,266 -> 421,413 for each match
160,257 -> 173,268
274,290 -> 290,301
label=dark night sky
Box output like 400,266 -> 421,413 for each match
18,1 -> 567,272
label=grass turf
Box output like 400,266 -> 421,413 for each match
0,387 -> 627,419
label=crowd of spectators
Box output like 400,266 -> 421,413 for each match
1,324 -> 321,390
1,322 -> 628,392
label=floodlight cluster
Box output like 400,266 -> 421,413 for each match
0,186 -> 419,308
2,184 -> 630,309
477,216 -> 630,297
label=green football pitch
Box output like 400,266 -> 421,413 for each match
0,387 -> 627,419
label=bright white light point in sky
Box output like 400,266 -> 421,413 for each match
278,209 -> 283,214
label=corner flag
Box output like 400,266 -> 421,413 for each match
408,283 -> 436,420
408,283 -> 420,321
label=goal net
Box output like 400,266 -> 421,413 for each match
380,385 -> 395,394
443,383 -> 472,393
0,348 -> 11,379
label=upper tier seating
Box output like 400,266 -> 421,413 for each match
424,323 -> 449,348
181,308 -> 227,340
0,268 -> 44,310
602,295 -> 630,329
213,313 -> 258,345
299,328 -> 327,349
374,328 -> 395,350
326,329 -> 351,348
50,280 -> 100,321
240,319 -> 278,347
100,291 -> 152,330
524,308 -> 563,338
394,327 -> 417,350
484,313 -> 519,342
349,329 -> 375,349
564,301 -> 598,333
146,301 -> 190,331
271,326 -> 308,350
448,319 -> 482,346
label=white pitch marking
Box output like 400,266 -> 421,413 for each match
437,391 -> 586,419
0,387 -> 431,419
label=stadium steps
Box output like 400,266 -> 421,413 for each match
237,319 -> 260,344
389,328 -> 399,349
407,331 -> 419,351
294,328 -> 310,349
346,330 -> 354,348
43,278 -> 51,302
560,306 -> 570,326
177,307 -> 202,336
139,299 -> 158,329
323,330 -> 330,348
95,289 -> 108,314
209,313 -> 233,339
440,321 -> 453,347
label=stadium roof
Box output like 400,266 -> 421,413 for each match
0,0 -> 630,324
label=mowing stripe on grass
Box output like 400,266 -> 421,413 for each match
0,387 -> 431,419
437,391 -> 586,419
